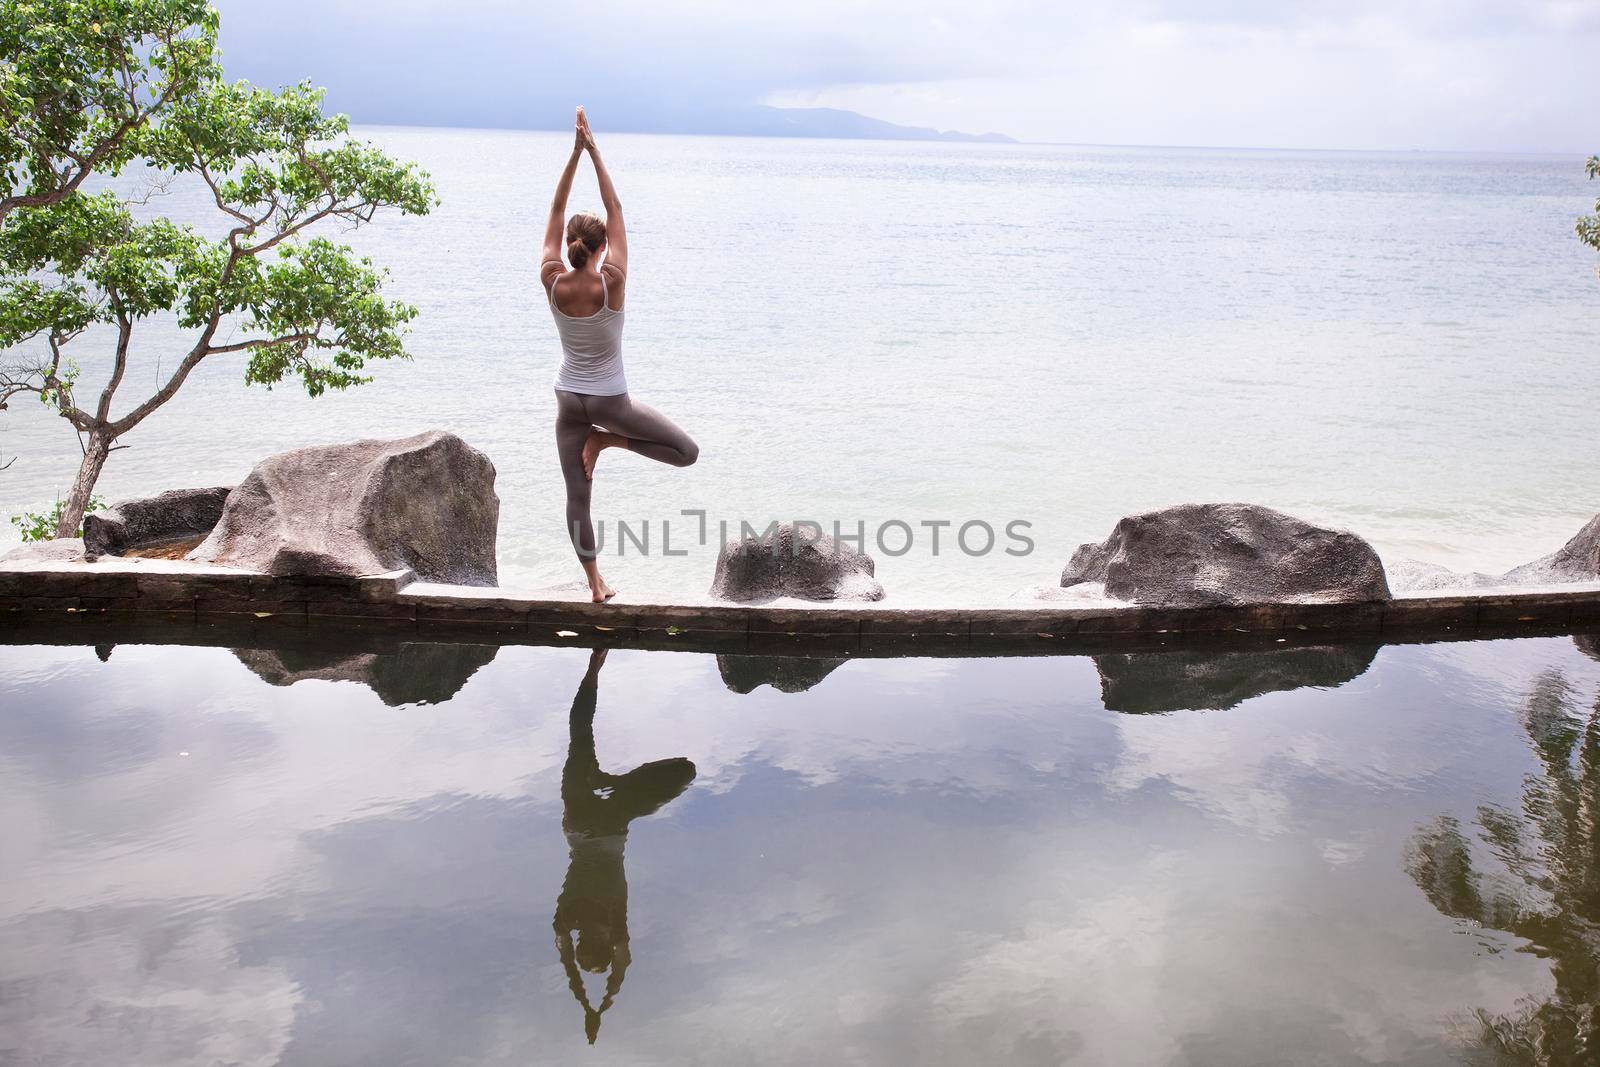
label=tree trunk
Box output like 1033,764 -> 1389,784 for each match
54,430 -> 113,539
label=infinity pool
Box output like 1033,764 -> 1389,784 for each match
3,633 -> 1598,1065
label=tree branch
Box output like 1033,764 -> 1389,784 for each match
124,173 -> 176,208
112,325 -> 212,436
96,294 -> 133,421
0,373 -> 43,409
38,333 -> 93,432
111,152 -> 268,438
233,147 -> 382,256
205,331 -> 318,355
241,200 -> 342,256
194,154 -> 258,229
0,17 -> 197,226
1,93 -> 159,225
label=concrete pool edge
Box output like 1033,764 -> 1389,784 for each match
3,559 -> 1600,656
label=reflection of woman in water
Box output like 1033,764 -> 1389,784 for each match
554,648 -> 696,1044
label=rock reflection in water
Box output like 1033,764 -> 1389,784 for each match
716,654 -> 846,694
1092,644 -> 1379,714
233,641 -> 498,706
555,648 -> 695,1044
1407,670 -> 1600,1065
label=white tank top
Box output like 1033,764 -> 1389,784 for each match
550,272 -> 627,396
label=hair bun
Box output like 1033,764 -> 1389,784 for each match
565,211 -> 606,269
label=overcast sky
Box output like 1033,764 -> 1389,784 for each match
214,0 -> 1597,151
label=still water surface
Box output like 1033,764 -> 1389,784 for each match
2,132 -> 1597,599
3,633 -> 1600,1064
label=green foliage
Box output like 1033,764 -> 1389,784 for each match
1,0 -> 219,217
242,238 -> 419,396
11,494 -> 104,541
1580,156 -> 1600,256
0,1 -> 437,535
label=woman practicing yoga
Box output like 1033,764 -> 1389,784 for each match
543,107 -> 698,602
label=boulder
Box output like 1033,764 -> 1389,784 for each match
83,486 -> 232,557
717,654 -> 847,694
1,538 -> 86,563
189,431 -> 499,584
233,641 -> 499,706
1093,644 -> 1379,714
1502,514 -> 1600,585
1060,503 -> 1390,608
710,522 -> 884,603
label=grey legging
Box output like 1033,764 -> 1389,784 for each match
555,389 -> 698,559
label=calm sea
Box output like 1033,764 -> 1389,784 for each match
3,129 -> 1597,601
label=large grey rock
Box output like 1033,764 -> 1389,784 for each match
233,642 -> 499,706
84,486 -> 231,557
189,431 -> 499,584
1503,514 -> 1600,585
1094,644 -> 1379,714
1,538 -> 86,563
1061,503 -> 1390,607
710,522 -> 884,603
717,655 -> 847,694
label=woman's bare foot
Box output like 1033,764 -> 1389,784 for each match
580,559 -> 615,603
582,430 -> 625,479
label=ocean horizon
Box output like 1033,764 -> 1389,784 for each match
327,118 -> 1595,157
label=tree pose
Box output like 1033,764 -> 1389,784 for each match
542,108 -> 698,602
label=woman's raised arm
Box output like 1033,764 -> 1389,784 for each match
541,111 -> 587,291
579,108 -> 627,278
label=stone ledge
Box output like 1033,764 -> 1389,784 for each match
4,608 -> 1594,663
2,560 -> 1600,652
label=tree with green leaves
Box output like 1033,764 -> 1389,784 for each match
1,0 -> 436,537
1581,156 -> 1600,263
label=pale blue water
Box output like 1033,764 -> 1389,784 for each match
2,131 -> 1597,600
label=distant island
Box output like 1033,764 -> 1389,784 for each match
449,104 -> 1018,145
727,106 -> 1016,144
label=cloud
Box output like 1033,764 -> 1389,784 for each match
1130,0 -> 1600,36
214,0 -> 992,132
211,0 -> 1597,149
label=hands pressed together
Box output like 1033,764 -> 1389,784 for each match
575,106 -> 598,153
